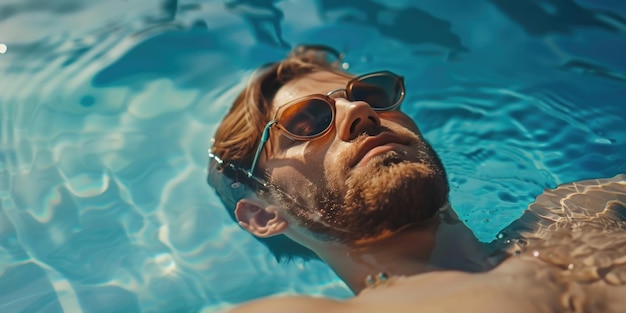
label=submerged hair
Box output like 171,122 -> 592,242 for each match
207,45 -> 344,262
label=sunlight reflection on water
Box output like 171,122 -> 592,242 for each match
0,0 -> 625,312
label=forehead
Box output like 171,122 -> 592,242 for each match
272,71 -> 353,108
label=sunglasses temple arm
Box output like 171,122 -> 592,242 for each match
248,121 -> 274,177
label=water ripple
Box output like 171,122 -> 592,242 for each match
412,80 -> 624,239
1,1 -> 625,312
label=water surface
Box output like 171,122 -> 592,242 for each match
0,0 -> 625,312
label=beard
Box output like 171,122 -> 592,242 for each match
267,131 -> 449,245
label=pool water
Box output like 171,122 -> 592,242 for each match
1,0 -> 625,312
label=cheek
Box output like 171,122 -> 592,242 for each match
266,142 -> 328,191
322,142 -> 352,192
270,166 -> 309,190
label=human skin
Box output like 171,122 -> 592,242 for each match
263,71 -> 446,214
233,70 -> 490,292
228,258 -> 562,313
229,252 -> 626,313
228,70 -> 626,312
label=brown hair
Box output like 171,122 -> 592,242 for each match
207,45 -> 344,261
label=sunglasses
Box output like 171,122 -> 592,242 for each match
248,70 -> 405,175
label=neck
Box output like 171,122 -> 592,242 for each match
311,207 -> 493,294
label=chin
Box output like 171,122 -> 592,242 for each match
347,154 -> 449,219
301,151 -> 449,244
276,147 -> 449,245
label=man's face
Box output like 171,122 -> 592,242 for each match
259,71 -> 449,244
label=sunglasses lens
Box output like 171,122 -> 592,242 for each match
280,98 -> 333,138
350,74 -> 402,109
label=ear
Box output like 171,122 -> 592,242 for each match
235,198 -> 288,238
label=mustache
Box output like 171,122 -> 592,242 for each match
337,124 -> 422,169
350,124 -> 389,143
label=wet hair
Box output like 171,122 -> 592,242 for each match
207,45 -> 344,262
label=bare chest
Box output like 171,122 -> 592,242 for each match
352,256 -> 626,313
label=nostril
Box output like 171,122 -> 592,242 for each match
349,118 -> 361,134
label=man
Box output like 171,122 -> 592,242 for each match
207,45 -> 626,312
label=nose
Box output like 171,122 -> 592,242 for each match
334,98 -> 381,141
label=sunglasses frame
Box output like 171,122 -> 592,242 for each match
247,70 -> 405,176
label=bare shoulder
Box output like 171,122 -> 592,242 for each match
351,269 -> 556,313
224,271 -> 536,313
226,295 -> 345,313
225,267 -> 562,313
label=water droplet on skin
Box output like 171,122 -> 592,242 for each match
567,264 -> 574,270
533,250 -> 540,257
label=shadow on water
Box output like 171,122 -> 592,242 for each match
224,0 -> 290,49
557,59 -> 626,83
0,0 -> 183,20
147,0 -> 178,22
221,0 -> 469,57
486,0 -> 626,84
0,0 -> 83,19
488,0 -> 626,36
317,0 -> 468,58
92,21 -> 219,87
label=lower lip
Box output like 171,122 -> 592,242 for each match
356,143 -> 403,167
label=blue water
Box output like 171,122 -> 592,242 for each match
1,0 -> 625,312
